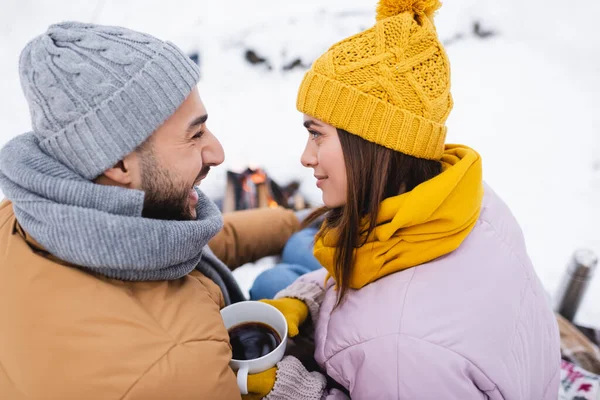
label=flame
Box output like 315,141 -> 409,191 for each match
249,170 -> 267,184
235,167 -> 281,209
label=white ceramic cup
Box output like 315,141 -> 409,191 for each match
221,301 -> 288,394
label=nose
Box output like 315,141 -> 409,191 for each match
202,129 -> 225,167
300,139 -> 317,168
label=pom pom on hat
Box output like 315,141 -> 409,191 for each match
376,0 -> 442,21
297,0 -> 452,161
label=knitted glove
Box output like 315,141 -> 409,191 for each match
242,366 -> 277,400
260,298 -> 308,337
243,356 -> 327,400
274,279 -> 325,326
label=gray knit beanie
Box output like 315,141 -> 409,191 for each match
19,21 -> 200,179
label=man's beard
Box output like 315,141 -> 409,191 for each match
139,149 -> 197,221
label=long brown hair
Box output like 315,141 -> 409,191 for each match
304,129 -> 442,306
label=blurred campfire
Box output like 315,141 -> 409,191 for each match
222,167 -> 308,213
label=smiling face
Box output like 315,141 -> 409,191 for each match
92,86 -> 220,222
300,115 -> 347,208
134,87 -> 224,221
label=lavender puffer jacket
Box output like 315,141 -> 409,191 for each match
294,185 -> 561,399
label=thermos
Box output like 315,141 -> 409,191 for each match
555,249 -> 598,322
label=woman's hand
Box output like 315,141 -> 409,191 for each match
260,298 -> 309,337
242,366 -> 277,400
242,356 -> 327,400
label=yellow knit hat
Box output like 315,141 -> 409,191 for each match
297,0 -> 452,160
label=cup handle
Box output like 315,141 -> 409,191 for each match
237,364 -> 249,395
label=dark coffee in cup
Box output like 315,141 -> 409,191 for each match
228,322 -> 282,360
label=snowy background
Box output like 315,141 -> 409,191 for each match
2,0 -> 599,325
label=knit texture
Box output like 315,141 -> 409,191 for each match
19,21 -> 200,179
314,145 -> 483,289
265,356 -> 327,400
0,132 -> 245,300
260,298 -> 309,338
275,280 -> 325,325
297,0 -> 451,160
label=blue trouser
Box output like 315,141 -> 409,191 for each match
249,227 -> 322,300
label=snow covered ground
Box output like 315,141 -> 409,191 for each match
2,0 -> 599,325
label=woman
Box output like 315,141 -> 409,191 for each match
244,0 -> 561,398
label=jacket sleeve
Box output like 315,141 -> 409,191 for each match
295,267 -> 329,289
121,339 -> 241,400
326,334 -> 493,399
209,207 -> 300,270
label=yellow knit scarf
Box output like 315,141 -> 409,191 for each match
313,144 -> 484,289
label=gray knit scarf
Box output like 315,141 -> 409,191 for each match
0,132 -> 245,304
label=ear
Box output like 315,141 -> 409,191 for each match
96,152 -> 138,187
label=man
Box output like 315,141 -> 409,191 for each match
0,22 -> 300,399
